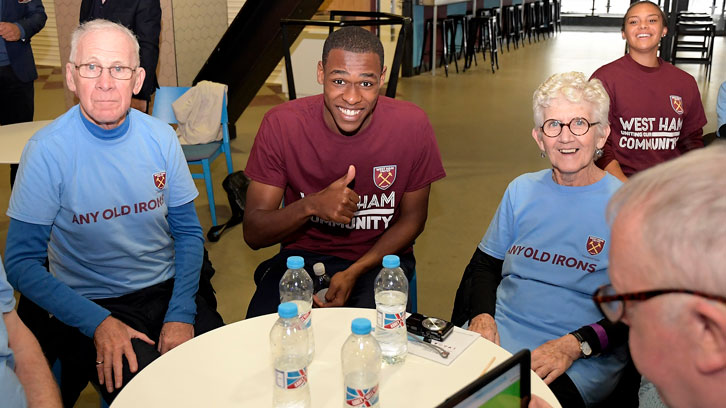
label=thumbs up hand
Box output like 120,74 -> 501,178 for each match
309,165 -> 359,224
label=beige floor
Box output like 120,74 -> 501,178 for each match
1,30 -> 725,407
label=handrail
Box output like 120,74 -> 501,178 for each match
280,11 -> 411,101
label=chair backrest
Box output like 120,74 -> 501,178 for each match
151,86 -> 190,124
152,85 -> 230,125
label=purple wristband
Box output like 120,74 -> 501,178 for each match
589,323 -> 608,350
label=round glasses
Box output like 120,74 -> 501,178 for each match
541,117 -> 599,137
74,63 -> 136,80
592,284 -> 726,324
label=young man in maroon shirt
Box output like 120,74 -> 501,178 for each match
243,27 -> 446,317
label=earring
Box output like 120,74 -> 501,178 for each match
540,151 -> 546,158
595,148 -> 603,159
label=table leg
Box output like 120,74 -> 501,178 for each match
432,6 -> 437,76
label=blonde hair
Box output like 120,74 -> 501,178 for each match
532,72 -> 610,127
69,19 -> 140,67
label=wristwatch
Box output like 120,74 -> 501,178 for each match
571,331 -> 593,359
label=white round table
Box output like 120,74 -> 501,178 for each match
111,308 -> 561,407
0,120 -> 52,164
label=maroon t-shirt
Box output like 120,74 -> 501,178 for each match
591,54 -> 706,176
245,94 -> 446,261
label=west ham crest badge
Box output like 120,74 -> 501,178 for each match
670,95 -> 684,115
153,172 -> 166,190
373,165 -> 396,191
586,236 -> 605,256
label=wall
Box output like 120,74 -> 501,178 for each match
172,0 -> 228,86
31,0 -> 61,66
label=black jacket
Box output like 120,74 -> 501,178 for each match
80,0 -> 161,100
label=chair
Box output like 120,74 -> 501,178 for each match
418,17 -> 459,76
152,86 -> 234,226
670,20 -> 715,81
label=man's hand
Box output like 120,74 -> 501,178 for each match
0,23 -> 21,42
309,165 -> 359,223
158,321 -> 194,355
93,316 -> 155,393
531,334 -> 581,385
467,313 -> 500,345
316,269 -> 356,307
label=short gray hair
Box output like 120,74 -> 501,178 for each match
607,143 -> 726,295
532,72 -> 610,127
69,19 -> 140,67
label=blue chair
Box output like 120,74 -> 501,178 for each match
151,86 -> 234,226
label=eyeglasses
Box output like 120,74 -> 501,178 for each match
592,284 -> 726,324
74,63 -> 136,80
540,117 -> 600,137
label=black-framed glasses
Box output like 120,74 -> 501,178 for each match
74,63 -> 136,80
541,117 -> 600,137
592,284 -> 726,324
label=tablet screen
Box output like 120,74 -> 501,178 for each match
436,349 -> 530,408
452,364 -> 522,408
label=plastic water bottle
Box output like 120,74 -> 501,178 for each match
373,255 -> 408,365
341,318 -> 381,408
279,256 -> 315,363
312,262 -> 330,304
270,302 -> 311,408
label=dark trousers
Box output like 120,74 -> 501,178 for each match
0,65 -> 34,187
549,373 -> 586,408
246,249 -> 416,318
21,279 -> 224,407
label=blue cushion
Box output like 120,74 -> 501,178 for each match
182,142 -> 222,161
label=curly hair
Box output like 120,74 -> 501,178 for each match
532,71 -> 610,127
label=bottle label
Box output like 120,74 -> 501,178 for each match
299,310 -> 312,329
345,384 -> 379,406
274,367 -> 308,390
377,310 -> 405,330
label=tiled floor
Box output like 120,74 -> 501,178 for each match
3,29 -> 725,407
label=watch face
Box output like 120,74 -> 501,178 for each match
581,342 -> 592,356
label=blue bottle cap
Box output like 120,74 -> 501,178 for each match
278,302 -> 298,318
351,318 -> 372,335
287,256 -> 304,269
382,255 -> 400,268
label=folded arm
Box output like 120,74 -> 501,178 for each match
15,0 -> 47,40
243,165 -> 359,250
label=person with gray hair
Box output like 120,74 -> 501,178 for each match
590,143 -> 726,408
4,19 -> 223,406
453,72 -> 631,407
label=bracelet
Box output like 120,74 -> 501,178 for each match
588,323 -> 608,351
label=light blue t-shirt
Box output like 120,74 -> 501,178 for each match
479,170 -> 628,407
0,260 -> 28,408
7,106 -> 198,299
